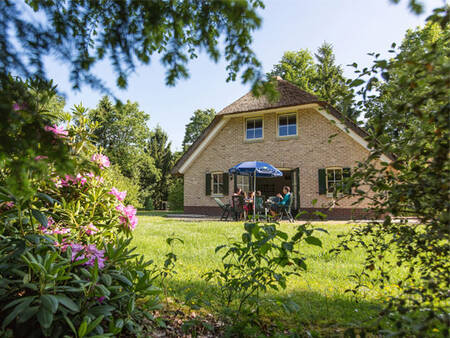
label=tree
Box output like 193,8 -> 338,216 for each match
0,0 -> 266,93
314,42 -> 356,120
268,50 -> 317,93
147,126 -> 173,209
88,96 -> 159,203
268,44 -> 358,120
182,108 -> 216,151
335,19 -> 449,336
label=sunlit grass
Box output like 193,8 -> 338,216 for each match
132,215 -> 393,330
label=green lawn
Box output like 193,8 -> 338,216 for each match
132,214 -> 387,333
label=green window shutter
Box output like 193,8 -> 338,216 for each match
205,173 -> 211,196
318,169 -> 326,195
233,174 -> 237,193
343,167 -> 352,195
223,173 -> 229,195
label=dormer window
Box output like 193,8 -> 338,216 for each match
245,118 -> 263,140
278,113 -> 297,137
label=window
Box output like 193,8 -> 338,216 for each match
246,118 -> 263,140
236,175 -> 250,192
212,173 -> 224,195
278,113 -> 297,137
326,168 -> 343,197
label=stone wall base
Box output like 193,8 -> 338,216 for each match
184,206 -> 377,220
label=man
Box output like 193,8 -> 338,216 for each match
270,186 -> 291,217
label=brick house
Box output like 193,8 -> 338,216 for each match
172,78 -> 392,219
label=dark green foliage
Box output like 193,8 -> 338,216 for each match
334,16 -> 450,336
168,178 -> 184,211
146,126 -> 174,209
0,0 -> 266,92
182,109 -> 216,151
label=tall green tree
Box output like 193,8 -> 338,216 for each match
314,42 -> 356,120
182,108 -> 216,151
268,50 -> 317,93
268,44 -> 358,120
88,96 -> 159,203
337,20 -> 449,336
147,126 -> 173,209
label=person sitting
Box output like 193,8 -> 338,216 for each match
244,191 -> 254,216
270,186 -> 291,217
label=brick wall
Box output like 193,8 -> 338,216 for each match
183,108 -> 373,215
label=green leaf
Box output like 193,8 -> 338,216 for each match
17,306 -> 39,323
41,294 -> 59,313
31,209 -> 48,227
351,78 -> 365,87
63,315 -> 77,335
111,273 -> 132,286
305,236 -> 322,247
78,319 -> 88,338
37,308 -> 54,329
55,295 -> 79,312
2,297 -> 35,329
89,305 -> 115,317
86,315 -> 104,335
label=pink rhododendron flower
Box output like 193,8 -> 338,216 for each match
4,201 -> 14,209
91,154 -> 110,169
75,174 -> 87,185
61,242 -> 106,269
83,223 -> 98,235
109,187 -> 127,201
97,296 -> 105,304
95,176 -> 104,183
34,155 -> 48,161
85,172 -> 95,178
44,124 -> 68,138
116,203 -> 138,230
13,103 -> 23,111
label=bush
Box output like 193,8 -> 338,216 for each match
0,92 -> 161,337
144,197 -> 154,211
168,178 -> 183,211
103,164 -> 142,208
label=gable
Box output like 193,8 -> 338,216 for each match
172,104 -> 393,175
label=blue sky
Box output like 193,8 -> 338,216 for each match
44,0 -> 444,151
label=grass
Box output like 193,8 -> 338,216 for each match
132,214 -> 387,332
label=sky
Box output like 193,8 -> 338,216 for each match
43,0 -> 445,151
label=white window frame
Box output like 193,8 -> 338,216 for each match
326,167 -> 343,198
244,117 -> 264,141
236,175 -> 250,192
211,172 -> 224,196
277,112 -> 298,138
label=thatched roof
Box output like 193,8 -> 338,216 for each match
172,78 -> 394,174
218,77 -> 321,116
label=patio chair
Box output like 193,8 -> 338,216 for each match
214,198 -> 231,221
254,196 -> 267,220
279,195 -> 294,223
231,195 -> 244,221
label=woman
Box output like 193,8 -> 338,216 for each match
270,186 -> 291,217
243,191 -> 254,216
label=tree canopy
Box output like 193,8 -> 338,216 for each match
182,108 -> 216,151
268,43 -> 357,120
0,0 -> 266,93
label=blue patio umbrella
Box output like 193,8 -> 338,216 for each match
229,161 -> 282,218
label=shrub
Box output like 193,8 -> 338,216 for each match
168,178 -> 183,211
0,91 -> 161,337
103,164 -> 141,208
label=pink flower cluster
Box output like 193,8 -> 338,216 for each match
115,204 -> 138,230
64,242 -> 106,269
40,217 -> 71,235
91,154 -> 110,169
82,223 -> 99,235
13,103 -> 25,111
108,187 -> 126,202
44,124 -> 68,138
54,174 -> 90,187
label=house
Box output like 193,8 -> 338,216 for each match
172,77 -> 392,219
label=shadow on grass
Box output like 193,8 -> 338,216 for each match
137,210 -> 183,217
159,277 -> 381,333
